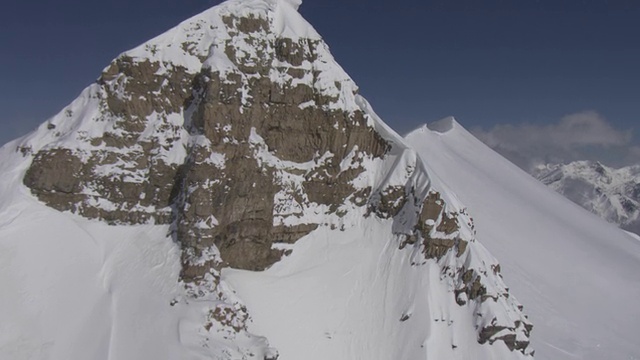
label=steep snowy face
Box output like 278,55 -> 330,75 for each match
406,118 -> 640,360
7,1 -> 531,358
533,161 -> 640,234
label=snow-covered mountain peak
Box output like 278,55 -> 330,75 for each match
2,1 -> 533,359
426,116 -> 460,133
122,0 -> 321,71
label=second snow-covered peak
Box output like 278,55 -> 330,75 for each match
427,116 -> 460,133
407,116 -> 479,142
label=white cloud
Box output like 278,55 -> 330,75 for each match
471,111 -> 637,170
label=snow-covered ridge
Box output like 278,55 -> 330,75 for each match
426,116 -> 459,133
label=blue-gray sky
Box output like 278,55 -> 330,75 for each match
1,0 -> 639,167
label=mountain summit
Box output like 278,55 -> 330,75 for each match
1,1 -> 532,359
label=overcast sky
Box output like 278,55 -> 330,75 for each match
1,0 -> 638,168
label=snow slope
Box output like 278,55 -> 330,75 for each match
406,117 -> 640,360
0,140 -> 215,360
533,161 -> 640,234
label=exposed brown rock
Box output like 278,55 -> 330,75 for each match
371,186 -> 407,218
176,66 -> 387,272
100,57 -> 194,123
275,38 -> 318,67
456,239 -> 468,256
420,191 -> 444,222
24,145 -> 180,225
206,303 -> 249,333
453,268 -> 488,305
223,14 -> 270,34
478,321 -> 532,353
478,325 -> 507,345
24,149 -> 84,195
414,191 -> 465,260
437,213 -> 459,234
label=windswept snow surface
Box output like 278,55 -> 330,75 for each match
0,141 -> 186,360
0,140 -> 267,360
406,118 -> 640,360
224,222 -> 512,360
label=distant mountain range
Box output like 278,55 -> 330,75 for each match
532,161 -> 640,234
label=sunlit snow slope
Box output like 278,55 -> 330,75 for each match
0,143 -> 195,360
406,117 -> 640,360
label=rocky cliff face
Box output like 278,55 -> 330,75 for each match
17,0 -> 532,357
